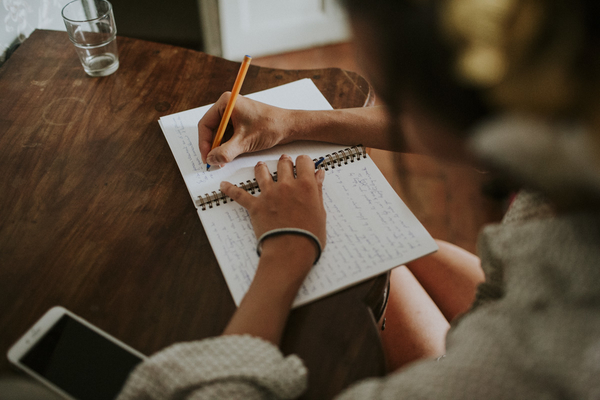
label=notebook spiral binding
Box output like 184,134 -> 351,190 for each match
196,145 -> 367,211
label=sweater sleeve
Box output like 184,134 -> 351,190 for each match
116,335 -> 307,400
334,310 -> 561,400
471,190 -> 554,311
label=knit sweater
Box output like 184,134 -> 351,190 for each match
117,115 -> 600,399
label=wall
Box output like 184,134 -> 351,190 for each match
1,0 -> 70,63
1,0 -> 203,65
110,0 -> 202,50
200,0 -> 350,60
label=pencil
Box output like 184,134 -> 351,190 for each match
207,55 -> 252,170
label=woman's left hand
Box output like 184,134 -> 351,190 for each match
220,154 -> 326,343
220,154 -> 327,270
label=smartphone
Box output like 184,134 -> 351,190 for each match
7,306 -> 147,400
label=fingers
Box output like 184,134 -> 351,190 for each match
296,155 -> 325,199
220,180 -> 255,209
198,92 -> 231,164
276,154 -> 295,183
199,139 -> 213,165
225,155 -> 326,253
254,161 -> 273,191
220,154 -> 325,210
199,93 -> 291,167
279,154 -> 326,189
315,169 -> 325,201
295,155 -> 316,181
207,134 -> 245,165
315,168 -> 325,185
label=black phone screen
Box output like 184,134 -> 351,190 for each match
19,315 -> 143,400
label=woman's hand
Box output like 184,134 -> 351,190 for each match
198,93 -> 295,166
220,154 -> 326,344
220,154 -> 327,273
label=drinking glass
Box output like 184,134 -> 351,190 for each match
62,0 -> 119,77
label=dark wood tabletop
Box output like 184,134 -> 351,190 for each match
0,29 -> 386,399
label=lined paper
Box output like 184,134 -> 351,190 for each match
201,158 -> 438,307
159,80 -> 343,201
158,79 -> 438,307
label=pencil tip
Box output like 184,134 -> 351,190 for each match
206,164 -> 211,171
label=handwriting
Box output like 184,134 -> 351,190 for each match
198,158 -> 434,308
157,81 -> 439,308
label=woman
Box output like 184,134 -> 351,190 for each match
118,0 -> 600,398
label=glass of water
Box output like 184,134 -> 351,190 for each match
62,0 -> 119,77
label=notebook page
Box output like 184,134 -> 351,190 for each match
158,79 -> 344,204
200,154 -> 438,308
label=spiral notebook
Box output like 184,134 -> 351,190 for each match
158,79 -> 437,308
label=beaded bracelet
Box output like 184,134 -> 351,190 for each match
256,228 -> 323,265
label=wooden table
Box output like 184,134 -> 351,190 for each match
0,30 -> 387,399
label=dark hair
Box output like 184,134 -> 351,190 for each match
342,0 -> 600,135
342,0 -> 490,132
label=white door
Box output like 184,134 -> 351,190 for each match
200,0 -> 350,60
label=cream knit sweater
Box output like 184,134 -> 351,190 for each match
118,115 -> 600,399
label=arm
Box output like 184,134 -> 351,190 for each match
221,235 -> 316,344
287,107 -> 397,151
198,93 -> 398,166
219,154 -> 327,345
117,155 -> 324,400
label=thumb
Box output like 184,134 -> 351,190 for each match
220,181 -> 255,209
207,135 -> 246,165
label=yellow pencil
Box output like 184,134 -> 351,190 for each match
207,55 -> 252,170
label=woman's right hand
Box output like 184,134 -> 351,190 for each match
198,93 -> 295,166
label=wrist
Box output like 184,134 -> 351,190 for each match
257,228 -> 322,264
259,234 -> 316,281
224,236 -> 313,343
287,109 -> 348,144
286,110 -> 312,142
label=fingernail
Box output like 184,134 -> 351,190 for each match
220,181 -> 228,190
256,161 -> 265,166
280,154 -> 291,160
